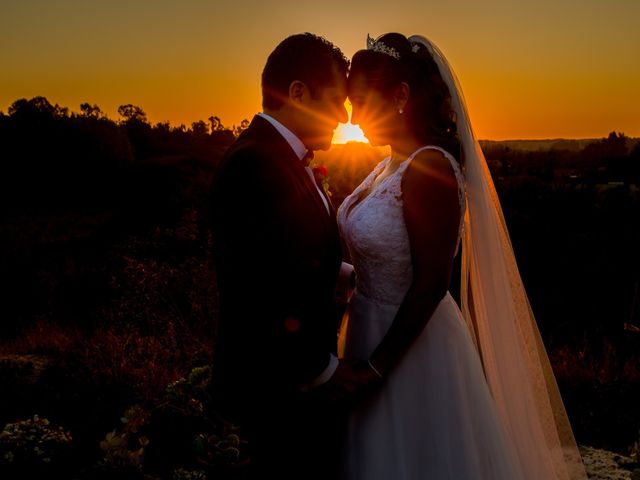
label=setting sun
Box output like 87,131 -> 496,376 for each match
333,102 -> 369,144
333,122 -> 369,144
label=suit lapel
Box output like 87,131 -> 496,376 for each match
294,164 -> 328,217
313,178 -> 335,218
318,181 -> 336,217
246,115 -> 334,221
305,167 -> 336,219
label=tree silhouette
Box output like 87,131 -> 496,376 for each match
8,96 -> 54,117
583,131 -> 628,161
190,120 -> 209,136
233,118 -> 250,137
604,131 -> 629,157
116,104 -> 151,160
118,104 -> 148,124
79,102 -> 104,119
208,115 -> 224,132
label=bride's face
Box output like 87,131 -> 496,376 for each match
348,72 -> 396,146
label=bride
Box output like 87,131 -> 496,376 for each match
337,33 -> 587,479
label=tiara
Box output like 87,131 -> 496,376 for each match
366,34 -> 400,59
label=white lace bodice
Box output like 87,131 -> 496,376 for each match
337,146 -> 466,306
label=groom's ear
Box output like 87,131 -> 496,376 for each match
288,80 -> 308,105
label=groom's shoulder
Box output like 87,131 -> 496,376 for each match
223,116 -> 284,162
221,136 -> 273,173
214,135 -> 286,194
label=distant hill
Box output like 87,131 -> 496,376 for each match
479,137 -> 640,152
323,137 -> 640,157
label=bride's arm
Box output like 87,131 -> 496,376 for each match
368,150 -> 461,377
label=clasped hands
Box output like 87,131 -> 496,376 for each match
318,358 -> 384,408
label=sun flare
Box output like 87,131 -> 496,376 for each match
333,122 -> 369,144
332,101 -> 369,144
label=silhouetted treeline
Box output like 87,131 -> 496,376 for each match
0,96 -> 244,335
0,96 -> 245,221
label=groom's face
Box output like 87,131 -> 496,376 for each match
295,67 -> 348,151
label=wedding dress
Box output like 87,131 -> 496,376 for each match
337,145 -> 526,479
335,33 -> 588,480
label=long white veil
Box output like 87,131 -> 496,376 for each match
408,35 -> 587,479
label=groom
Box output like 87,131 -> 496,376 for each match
209,33 -> 368,479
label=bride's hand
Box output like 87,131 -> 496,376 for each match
315,359 -> 384,409
322,360 -> 360,403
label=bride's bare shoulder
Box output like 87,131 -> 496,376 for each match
403,148 -> 457,189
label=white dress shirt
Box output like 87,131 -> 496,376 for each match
257,112 -> 330,215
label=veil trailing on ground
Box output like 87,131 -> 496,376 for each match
408,35 -> 587,479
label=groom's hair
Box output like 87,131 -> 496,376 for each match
261,33 -> 349,110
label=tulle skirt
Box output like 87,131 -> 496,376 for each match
338,290 -> 526,480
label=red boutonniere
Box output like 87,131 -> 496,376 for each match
312,164 -> 332,197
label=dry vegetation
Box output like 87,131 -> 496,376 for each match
1,97 -> 639,477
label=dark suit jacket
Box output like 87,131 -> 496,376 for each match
209,115 -> 343,421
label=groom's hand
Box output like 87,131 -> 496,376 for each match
321,360 -> 360,405
320,359 -> 383,408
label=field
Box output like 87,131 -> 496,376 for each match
1,98 -> 639,478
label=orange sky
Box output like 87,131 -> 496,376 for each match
1,1 -> 638,140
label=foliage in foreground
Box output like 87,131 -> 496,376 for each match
0,366 -> 249,480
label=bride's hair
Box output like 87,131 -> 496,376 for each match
350,33 -> 461,162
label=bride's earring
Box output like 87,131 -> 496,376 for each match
398,108 -> 404,114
